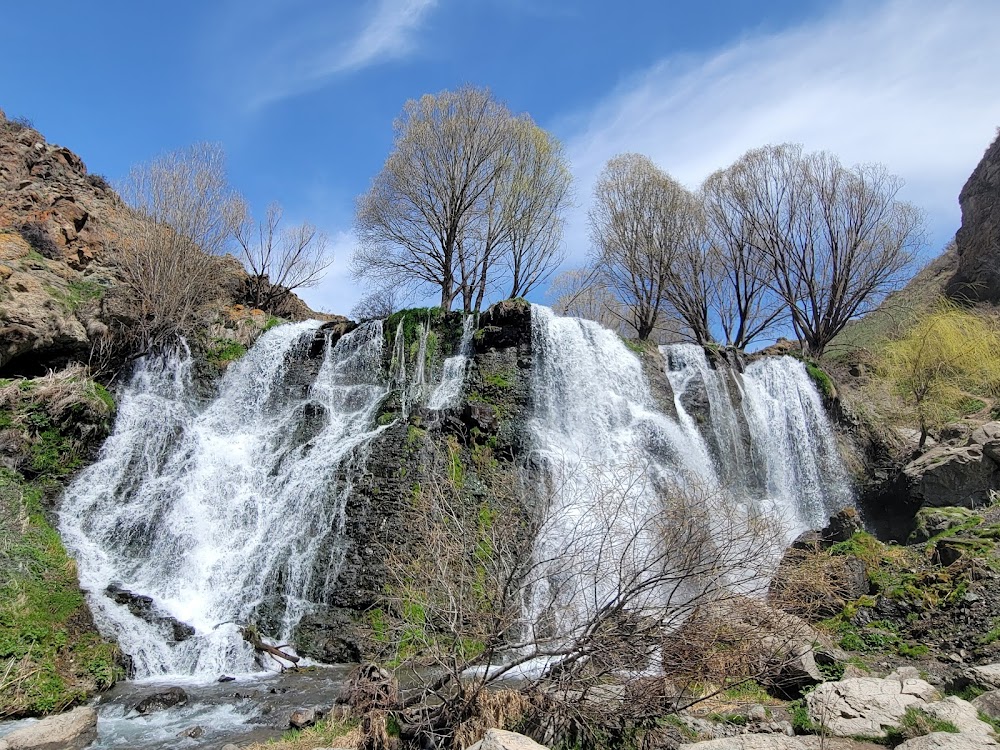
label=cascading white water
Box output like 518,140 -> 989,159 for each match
663,344 -> 851,536
526,305 -> 722,639
741,356 -> 852,529
59,321 -> 388,679
428,316 -> 475,410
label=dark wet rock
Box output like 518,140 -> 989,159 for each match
133,686 -> 188,714
105,583 -> 195,642
462,400 -> 499,436
294,610 -> 364,663
218,675 -> 236,683
177,726 -> 204,739
474,299 -> 531,352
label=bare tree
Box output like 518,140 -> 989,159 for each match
501,119 -> 572,300
113,143 -> 240,352
356,445 -> 791,750
588,154 -> 690,340
231,202 -> 332,312
546,268 -> 625,332
354,88 -> 571,313
700,170 -> 787,350
352,286 -> 400,321
354,87 -> 513,310
661,198 -> 715,346
721,144 -> 924,356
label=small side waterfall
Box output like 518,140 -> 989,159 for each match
526,307 -> 854,643
428,316 -> 475,410
59,321 -> 388,679
663,344 -> 851,534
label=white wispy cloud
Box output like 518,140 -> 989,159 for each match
558,0 -> 1000,266
232,0 -> 438,110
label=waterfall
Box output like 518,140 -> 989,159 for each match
525,307 -> 854,646
59,321 -> 388,679
663,344 -> 851,535
741,356 -> 852,529
525,305 -> 721,640
428,316 -> 475,410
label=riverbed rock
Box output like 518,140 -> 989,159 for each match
466,728 -> 548,750
806,675 -> 939,737
896,733 -> 1000,749
0,706 -> 97,750
965,663 -> 1000,690
133,686 -> 189,713
679,737 -> 884,749
289,707 -> 318,729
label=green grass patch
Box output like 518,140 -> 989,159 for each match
0,469 -> 123,716
206,338 -> 248,367
804,361 -> 835,399
882,706 -> 959,745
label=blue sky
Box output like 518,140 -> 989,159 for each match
2,0 -> 999,316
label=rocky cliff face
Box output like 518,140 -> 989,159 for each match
947,129 -> 1000,303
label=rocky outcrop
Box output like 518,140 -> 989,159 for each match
947,131 -> 1000,303
897,734 -> 999,749
902,443 -> 1000,509
0,706 -> 97,750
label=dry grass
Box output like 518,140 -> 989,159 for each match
243,719 -> 361,750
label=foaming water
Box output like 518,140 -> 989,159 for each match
525,305 -> 721,639
60,321 -> 387,679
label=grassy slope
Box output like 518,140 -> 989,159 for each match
0,373 -> 123,717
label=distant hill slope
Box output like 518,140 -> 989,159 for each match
827,244 -> 959,359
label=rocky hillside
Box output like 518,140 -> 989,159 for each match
948,129 -> 1000,303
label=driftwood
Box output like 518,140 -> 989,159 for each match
240,625 -> 300,667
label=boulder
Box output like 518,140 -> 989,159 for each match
909,507 -> 982,543
902,444 -> 1000,508
467,729 -> 548,750
0,706 -> 97,750
133,686 -> 188,714
806,676 -> 938,737
920,695 -> 994,735
972,689 -> 1000,719
970,422 -> 1000,463
896,733 -> 999,749
965,663 -> 1000,690
289,707 -> 318,729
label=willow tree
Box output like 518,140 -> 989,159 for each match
354,87 -> 570,311
879,302 -> 1000,448
700,168 -> 786,350
721,144 -> 923,357
589,154 -> 691,341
